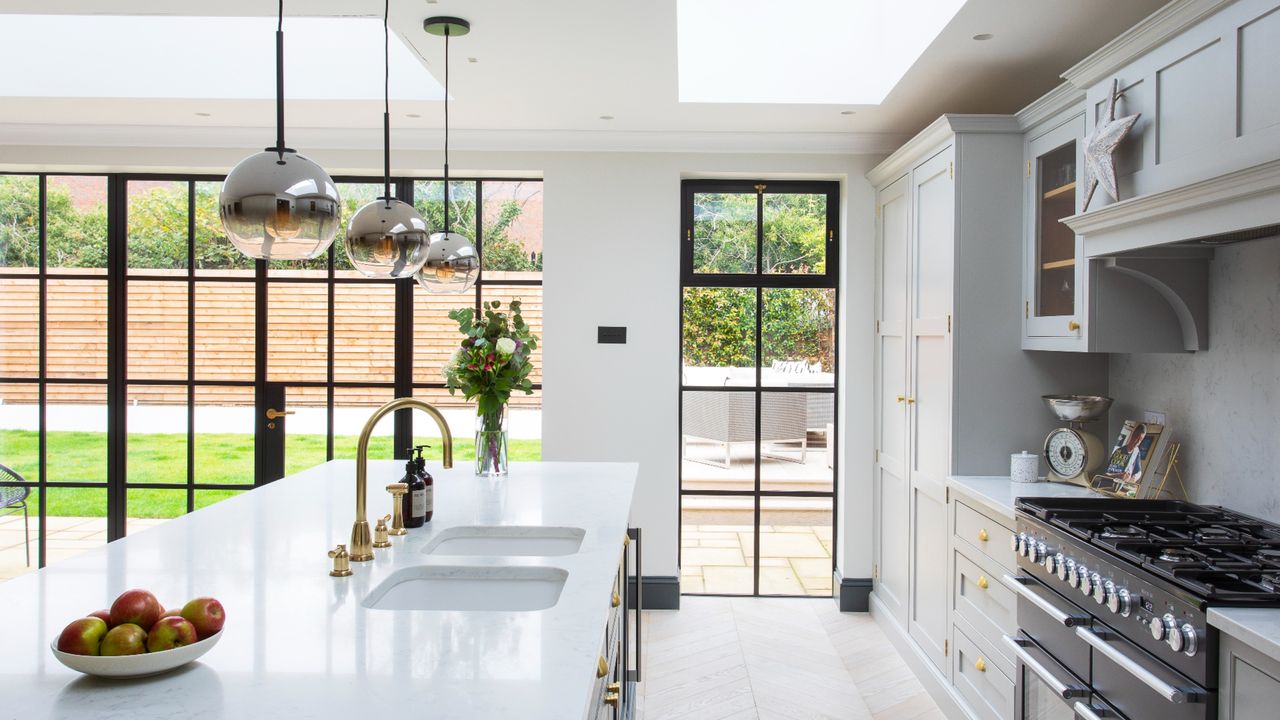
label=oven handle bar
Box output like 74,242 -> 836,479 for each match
1001,634 -> 1089,700
1073,626 -> 1201,704
1073,701 -> 1107,720
1001,574 -> 1088,627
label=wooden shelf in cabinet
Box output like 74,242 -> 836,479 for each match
1040,259 -> 1075,270
1042,181 -> 1076,200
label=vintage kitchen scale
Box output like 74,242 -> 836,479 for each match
1041,394 -> 1112,485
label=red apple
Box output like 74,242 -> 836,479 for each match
180,597 -> 225,640
88,609 -> 112,625
109,589 -> 163,631
57,617 -> 108,656
99,623 -> 147,656
146,616 -> 197,652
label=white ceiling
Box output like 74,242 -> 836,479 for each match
0,0 -> 1170,150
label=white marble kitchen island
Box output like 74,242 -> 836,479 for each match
0,460 -> 638,720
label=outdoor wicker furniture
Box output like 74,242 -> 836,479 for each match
0,464 -> 31,567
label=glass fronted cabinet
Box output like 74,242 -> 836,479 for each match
1023,113 -> 1086,348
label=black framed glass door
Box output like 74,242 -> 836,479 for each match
679,179 -> 839,597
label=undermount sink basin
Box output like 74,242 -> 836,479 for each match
362,566 -> 568,612
423,525 -> 586,557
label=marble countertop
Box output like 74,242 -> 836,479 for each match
947,475 -> 1100,522
1209,608 -> 1280,665
0,460 -> 638,720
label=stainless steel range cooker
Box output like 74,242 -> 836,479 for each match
1007,498 -> 1280,720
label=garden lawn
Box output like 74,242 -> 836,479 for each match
0,430 -> 541,518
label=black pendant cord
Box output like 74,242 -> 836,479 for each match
274,0 -> 286,158
382,0 -> 391,205
442,26 -> 451,235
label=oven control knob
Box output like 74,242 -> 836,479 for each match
1107,586 -> 1132,616
1058,558 -> 1073,582
1078,567 -> 1093,595
1091,573 -> 1106,604
1045,553 -> 1058,574
1027,541 -> 1041,563
1150,614 -> 1168,641
1165,615 -> 1186,652
1179,624 -> 1198,657
1013,533 -> 1026,554
1070,564 -> 1085,589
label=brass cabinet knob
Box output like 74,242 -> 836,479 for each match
977,576 -> 989,590
597,656 -> 609,678
977,528 -> 989,542
604,692 -> 620,707
611,591 -> 621,608
975,657 -> 987,673
328,544 -> 352,577
906,397 -> 916,405
1068,320 -> 1081,332
895,395 -> 906,403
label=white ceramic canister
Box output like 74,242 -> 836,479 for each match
1011,451 -> 1041,483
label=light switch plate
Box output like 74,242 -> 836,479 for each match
1143,410 -> 1166,426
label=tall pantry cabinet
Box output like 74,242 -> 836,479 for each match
869,115 -> 1107,677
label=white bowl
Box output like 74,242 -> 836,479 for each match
50,630 -> 222,679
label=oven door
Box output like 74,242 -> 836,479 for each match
1005,633 -> 1093,720
1076,625 -> 1213,720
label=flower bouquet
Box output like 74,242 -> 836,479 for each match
444,300 -> 538,476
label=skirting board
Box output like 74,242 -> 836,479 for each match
834,570 -> 872,612
628,576 -> 680,610
869,592 -> 970,720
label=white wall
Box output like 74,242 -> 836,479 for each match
1109,238 -> 1280,521
0,141 -> 881,583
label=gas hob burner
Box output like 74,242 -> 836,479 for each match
1260,574 -> 1280,593
1100,525 -> 1147,539
1159,548 -> 1198,563
1195,525 -> 1241,543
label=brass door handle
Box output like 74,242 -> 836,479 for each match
977,576 -> 989,590
266,407 -> 295,420
977,528 -> 989,542
1067,320 -> 1081,332
975,657 -> 987,673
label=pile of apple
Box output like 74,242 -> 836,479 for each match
56,589 -> 225,656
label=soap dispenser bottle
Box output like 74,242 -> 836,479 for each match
413,445 -> 434,523
401,453 -> 426,529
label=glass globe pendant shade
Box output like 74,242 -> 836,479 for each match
344,198 -> 431,278
219,149 -> 343,261
416,231 -> 479,293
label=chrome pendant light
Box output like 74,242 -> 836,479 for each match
345,0 -> 431,279
219,0 -> 341,261
417,16 -> 480,294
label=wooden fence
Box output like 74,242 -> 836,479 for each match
0,275 -> 542,407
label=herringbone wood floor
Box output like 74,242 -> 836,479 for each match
637,597 -> 944,720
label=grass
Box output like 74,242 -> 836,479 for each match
0,430 -> 541,518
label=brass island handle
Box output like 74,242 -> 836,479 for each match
977,528 -> 989,542
328,544 -> 352,577
386,484 -> 408,536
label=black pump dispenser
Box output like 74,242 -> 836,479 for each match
402,449 -> 427,528
413,445 -> 434,522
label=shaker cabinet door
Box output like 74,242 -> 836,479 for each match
1024,114 -> 1086,344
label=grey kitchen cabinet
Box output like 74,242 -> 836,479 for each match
1219,631 -> 1280,720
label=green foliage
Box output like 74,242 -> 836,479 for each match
444,300 -> 539,431
691,191 -> 826,274
682,287 -> 834,371
0,175 -> 39,267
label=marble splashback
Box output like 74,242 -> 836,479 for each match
1109,239 -> 1280,520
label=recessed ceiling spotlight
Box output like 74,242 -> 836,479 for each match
840,110 -> 855,115
599,115 -> 614,120
195,112 -> 211,117
972,33 -> 994,41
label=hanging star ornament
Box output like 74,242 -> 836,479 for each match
1081,78 -> 1141,212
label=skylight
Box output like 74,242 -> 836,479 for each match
0,15 -> 443,101
677,0 -> 966,105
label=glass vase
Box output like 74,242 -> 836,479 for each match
475,405 -> 509,477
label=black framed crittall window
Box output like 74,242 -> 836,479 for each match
679,179 -> 839,597
0,173 -> 542,580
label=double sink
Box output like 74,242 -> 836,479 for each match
361,526 -> 584,612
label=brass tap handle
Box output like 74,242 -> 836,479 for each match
386,484 -> 409,536
373,515 -> 392,548
328,544 -> 353,577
